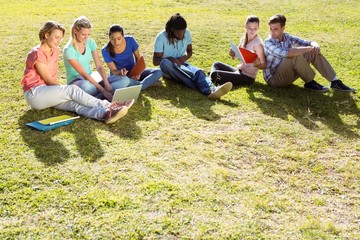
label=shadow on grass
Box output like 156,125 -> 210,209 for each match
145,78 -> 233,121
18,96 -> 152,165
247,82 -> 360,138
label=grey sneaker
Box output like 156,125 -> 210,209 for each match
330,80 -> 355,92
208,82 -> 233,99
304,80 -> 329,92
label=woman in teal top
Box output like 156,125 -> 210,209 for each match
63,16 -> 129,101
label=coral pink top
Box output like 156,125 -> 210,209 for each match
21,46 -> 60,92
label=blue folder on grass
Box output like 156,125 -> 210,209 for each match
26,115 -> 80,131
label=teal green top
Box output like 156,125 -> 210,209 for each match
63,38 -> 97,83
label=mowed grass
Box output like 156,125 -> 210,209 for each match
0,0 -> 359,239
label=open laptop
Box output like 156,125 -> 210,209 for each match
112,84 -> 142,103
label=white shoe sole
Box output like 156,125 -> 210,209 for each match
331,87 -> 355,92
208,82 -> 233,99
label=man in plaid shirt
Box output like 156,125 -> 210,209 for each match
263,14 -> 355,92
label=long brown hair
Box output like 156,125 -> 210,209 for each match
241,15 -> 260,48
105,24 -> 124,58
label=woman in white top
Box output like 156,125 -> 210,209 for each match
210,15 -> 266,86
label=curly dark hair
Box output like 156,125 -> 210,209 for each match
165,13 -> 187,45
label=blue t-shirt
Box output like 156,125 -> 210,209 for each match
63,38 -> 97,83
101,36 -> 139,75
154,29 -> 192,58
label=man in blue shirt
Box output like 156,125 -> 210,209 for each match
153,13 -> 232,99
263,14 -> 355,92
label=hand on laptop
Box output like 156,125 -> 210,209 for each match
102,90 -> 113,101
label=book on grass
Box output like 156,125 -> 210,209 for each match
38,115 -> 80,125
229,39 -> 258,64
129,56 -> 146,77
26,115 -> 80,131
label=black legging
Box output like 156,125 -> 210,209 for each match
210,61 -> 255,86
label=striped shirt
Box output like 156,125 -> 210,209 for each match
263,33 -> 311,82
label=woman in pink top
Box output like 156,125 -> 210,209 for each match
21,21 -> 133,124
209,15 -> 266,86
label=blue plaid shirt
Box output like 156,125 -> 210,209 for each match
263,33 -> 312,82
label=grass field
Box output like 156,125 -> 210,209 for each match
0,0 -> 359,239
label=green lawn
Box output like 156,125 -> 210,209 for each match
0,0 -> 359,239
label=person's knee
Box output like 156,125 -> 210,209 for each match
77,82 -> 97,95
64,84 -> 76,94
292,55 -> 307,65
153,69 -> 163,79
109,75 -> 131,89
212,61 -> 221,68
67,84 -> 80,90
159,58 -> 173,72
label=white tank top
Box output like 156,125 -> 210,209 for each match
238,35 -> 263,79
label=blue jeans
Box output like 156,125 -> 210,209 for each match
129,68 -> 162,90
108,68 -> 162,90
160,58 -> 212,95
71,74 -> 130,99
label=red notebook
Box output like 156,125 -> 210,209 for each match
239,47 -> 258,64
129,56 -> 146,77
229,39 -> 258,64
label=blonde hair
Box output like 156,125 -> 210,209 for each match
39,21 -> 65,43
69,16 -> 92,45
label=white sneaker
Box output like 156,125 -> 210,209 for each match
208,82 -> 232,99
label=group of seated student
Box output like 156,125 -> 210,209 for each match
153,13 -> 354,93
21,13 -> 355,124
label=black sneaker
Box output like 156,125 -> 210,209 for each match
330,80 -> 355,92
304,80 -> 329,92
